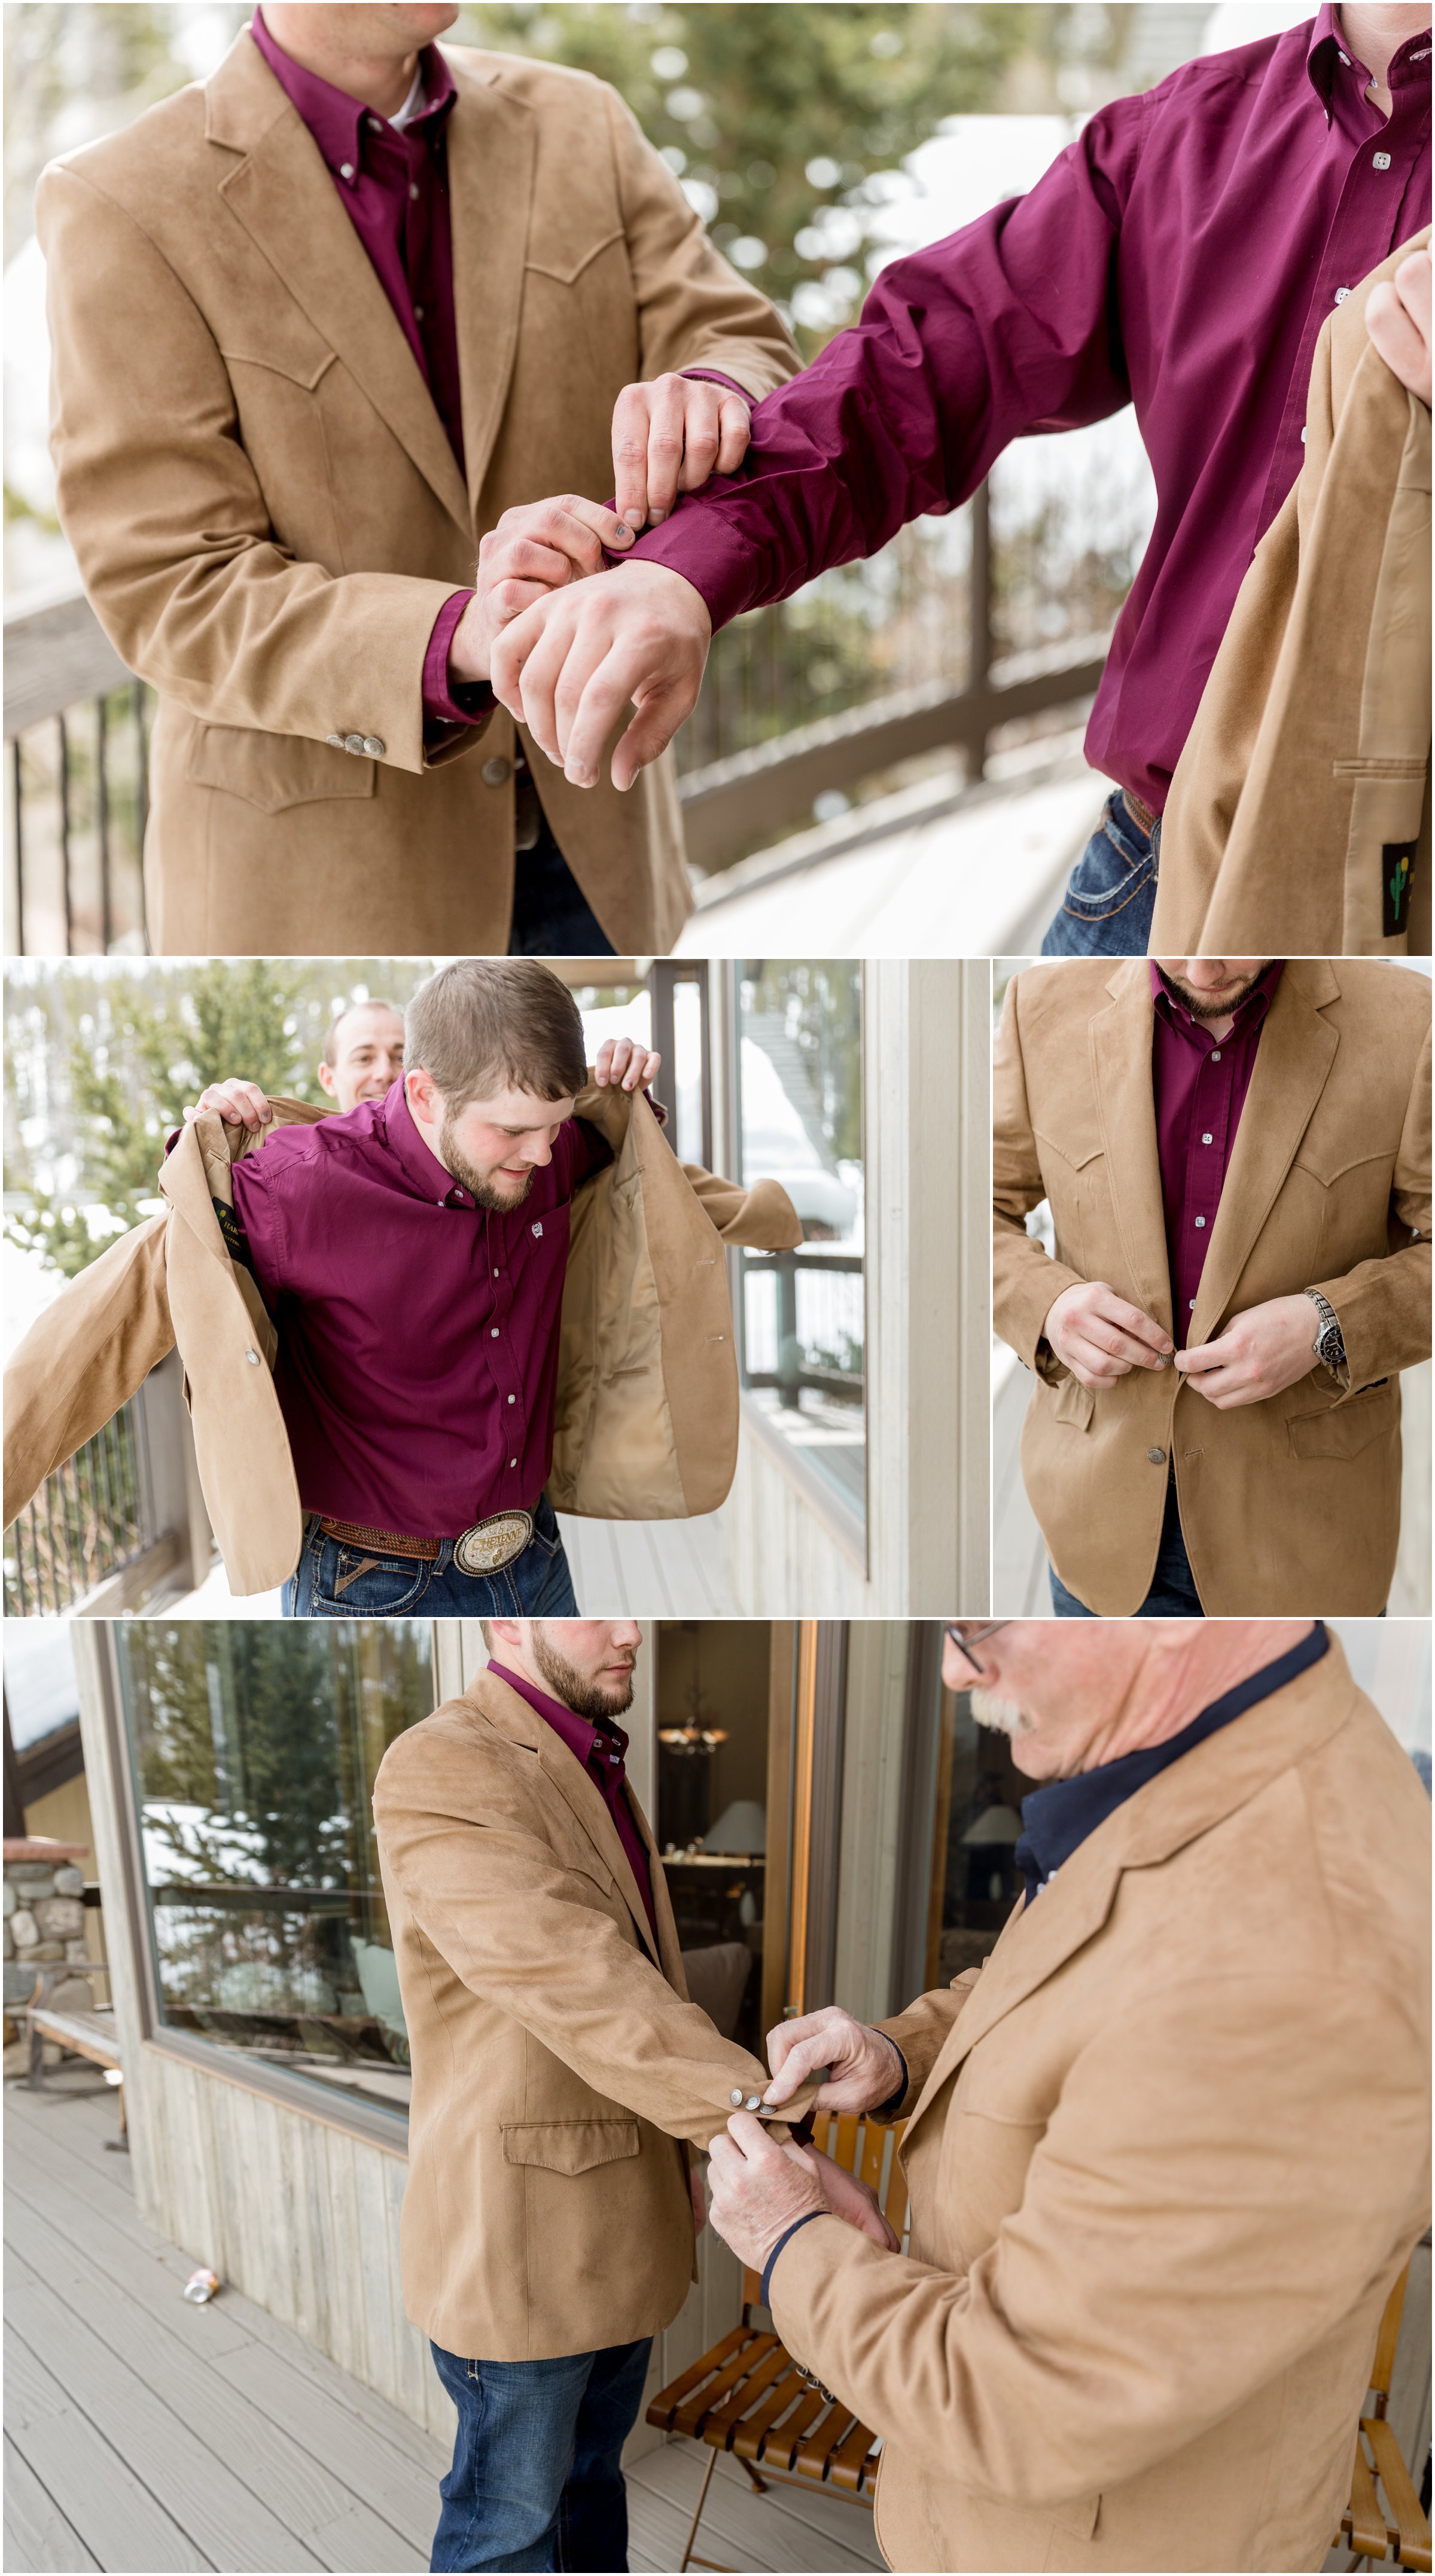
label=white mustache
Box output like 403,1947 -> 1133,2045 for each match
970,1687 -> 1031,1740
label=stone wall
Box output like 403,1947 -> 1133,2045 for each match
2,1835 -> 95,2039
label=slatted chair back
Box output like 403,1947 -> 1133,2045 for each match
1339,2265 -> 1432,2574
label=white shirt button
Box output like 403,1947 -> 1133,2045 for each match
1211,1048 -> 1221,1061
493,1267 -> 500,1277
1202,1132 -> 1214,1145
368,115 -> 383,132
491,1328 -> 499,1338
410,182 -> 421,199
1189,1298 -> 1196,1310
1337,47 -> 1350,62
507,1394 -> 516,1405
1195,1216 -> 1206,1229
1373,151 -> 1392,169
339,162 -> 355,181
510,1458 -> 517,1468
1334,286 -> 1351,303
414,304 -> 425,321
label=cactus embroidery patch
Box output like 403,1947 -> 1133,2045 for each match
1383,842 -> 1416,939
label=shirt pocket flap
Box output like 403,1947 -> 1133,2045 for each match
501,2117 -> 641,2175
186,723 -> 376,813
1287,1381 -> 1394,1461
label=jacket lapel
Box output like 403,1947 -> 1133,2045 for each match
468,1670 -> 665,1969
1089,963 -> 1174,1335
205,34 -> 472,537
444,60 -> 538,518
1189,960 -> 1341,1344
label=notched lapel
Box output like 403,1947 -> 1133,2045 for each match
530,1725 -> 665,1971
1089,964 -> 1173,1333
1190,963 -> 1340,1343
445,64 -> 538,517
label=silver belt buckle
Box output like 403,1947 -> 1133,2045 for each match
453,1509 -> 534,1577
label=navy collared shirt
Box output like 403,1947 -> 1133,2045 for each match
1014,1623 -> 1329,1904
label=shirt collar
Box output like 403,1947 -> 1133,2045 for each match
1150,957 -> 1284,1045
488,1661 -> 630,1784
377,1076 -> 477,1207
1306,5 -> 1432,120
251,10 -> 457,179
1015,1622 -> 1329,1901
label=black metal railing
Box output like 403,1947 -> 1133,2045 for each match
739,1247 -> 864,1410
3,1398 -> 157,1618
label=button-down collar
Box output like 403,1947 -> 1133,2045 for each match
1150,958 -> 1284,1049
251,10 -> 457,181
1307,2 -> 1434,122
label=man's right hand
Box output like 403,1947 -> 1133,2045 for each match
1043,1280 -> 1174,1387
448,496 -> 637,686
489,558 -> 711,790
763,2005 -> 904,2115
187,1080 -> 272,1130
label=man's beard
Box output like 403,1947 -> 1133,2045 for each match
530,1627 -> 636,1723
439,1109 -> 534,1211
970,1686 -> 1032,1742
1163,963 -> 1269,1021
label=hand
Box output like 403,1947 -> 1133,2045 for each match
705,2112 -> 830,2273
803,2145 -> 898,2252
593,1036 -> 661,1092
763,2005 -> 904,2115
612,372 -> 751,531
187,1079 -> 272,1131
1175,1293 -> 1320,1408
691,2161 -> 707,2237
449,495 -> 636,684
1043,1280 -> 1174,1387
1366,247 -> 1432,408
489,559 -> 711,792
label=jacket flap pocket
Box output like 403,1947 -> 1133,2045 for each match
501,2118 -> 640,2176
1048,2493 -> 1101,2543
1032,1125 -> 1104,1173
1288,1383 -> 1394,1461
1053,1375 -> 1096,1430
526,226 -> 626,287
186,724 -> 376,814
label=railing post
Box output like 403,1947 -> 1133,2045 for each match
57,710 -> 74,953
967,479 -> 992,783
98,693 -> 112,954
9,737 -> 23,958
776,1252 -> 802,1412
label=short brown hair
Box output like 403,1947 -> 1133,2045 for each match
322,997 -> 401,1067
404,960 -> 587,1111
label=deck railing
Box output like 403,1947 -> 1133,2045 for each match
4,477 -> 1117,951
3,1396 -> 156,1618
739,1246 -> 865,1408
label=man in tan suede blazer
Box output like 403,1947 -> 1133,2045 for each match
372,1623 -> 861,2570
709,1619 -> 1431,2576
992,955 -> 1431,1616
1153,230 -> 1432,958
35,5 -> 797,956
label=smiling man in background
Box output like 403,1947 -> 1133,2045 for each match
708,1616 -> 1431,2576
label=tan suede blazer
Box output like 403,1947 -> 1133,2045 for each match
2,1085 -> 800,1593
994,959 -> 1431,1615
767,1636 -> 1431,2574
373,1665 -> 815,2361
1153,231 -> 1433,957
35,35 -> 799,957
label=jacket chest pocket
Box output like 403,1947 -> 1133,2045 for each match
1032,1128 -> 1107,1281
501,2117 -> 640,2175
1289,1146 -> 1398,1278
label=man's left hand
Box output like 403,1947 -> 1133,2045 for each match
1366,247 -> 1432,407
1175,1293 -> 1321,1407
613,373 -> 751,532
593,1036 -> 661,1091
706,2113 -> 899,2275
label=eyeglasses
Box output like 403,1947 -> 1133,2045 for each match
943,1621 -> 1012,1677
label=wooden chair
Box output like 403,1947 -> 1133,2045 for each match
25,1963 -> 127,2151
1337,2264 -> 1431,2572
645,2111 -> 907,2574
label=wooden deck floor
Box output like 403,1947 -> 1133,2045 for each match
3,2069 -> 880,2575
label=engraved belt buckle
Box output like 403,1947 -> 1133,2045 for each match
453,1509 -> 535,1577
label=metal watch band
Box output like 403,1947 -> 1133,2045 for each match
1304,1289 -> 1346,1372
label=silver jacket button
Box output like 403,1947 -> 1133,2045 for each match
344,732 -> 366,755
326,733 -> 346,748
245,1350 -> 261,1367
482,756 -> 512,787
1147,1446 -> 1165,1464
362,735 -> 386,757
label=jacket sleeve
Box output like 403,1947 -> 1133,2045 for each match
768,1969 -> 1427,2511
605,83 -> 799,403
875,1971 -> 985,2114
680,1164 -> 802,1249
1313,1018 -> 1433,1389
3,1216 -> 173,1529
992,977 -> 1085,1375
36,163 -> 463,778
374,1744 -> 815,2154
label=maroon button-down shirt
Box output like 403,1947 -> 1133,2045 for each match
1151,961 -> 1285,1334
488,1660 -> 659,1942
632,8 -> 1430,815
227,1080 -> 613,1531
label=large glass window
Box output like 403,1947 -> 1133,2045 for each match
117,1621 -> 434,2118
732,963 -> 865,1525
654,1620 -> 772,2059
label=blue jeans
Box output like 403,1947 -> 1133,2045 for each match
509,811 -> 615,958
1041,788 -> 1159,957
429,2335 -> 652,2572
1050,1475 -> 1204,1618
282,1493 -> 579,1619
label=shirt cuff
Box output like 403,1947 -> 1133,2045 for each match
871,2041 -> 909,2122
760,2210 -> 825,2310
422,589 -> 491,726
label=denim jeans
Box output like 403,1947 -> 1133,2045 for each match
282,1493 -> 579,1619
1050,1474 -> 1204,1618
509,811 -> 616,958
1041,788 -> 1160,958
428,2335 -> 652,2572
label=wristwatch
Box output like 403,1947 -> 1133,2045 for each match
1305,1289 -> 1346,1377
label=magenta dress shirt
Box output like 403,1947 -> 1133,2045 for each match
227,1080 -> 614,1533
488,1661 -> 659,1941
630,9 -> 1430,815
1151,960 -> 1285,1333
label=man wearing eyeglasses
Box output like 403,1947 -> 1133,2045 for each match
705,1617 -> 1431,2576
992,953 -> 1431,1615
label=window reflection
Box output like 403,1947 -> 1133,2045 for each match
927,1688 -> 1026,1986
118,1621 -> 434,2117
733,962 -> 865,1522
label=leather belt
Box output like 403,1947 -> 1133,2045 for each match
319,1509 -> 535,1577
1122,786 -> 1159,838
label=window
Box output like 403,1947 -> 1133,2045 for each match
732,962 -> 865,1525
117,1620 -> 435,2118
921,1681 -> 1026,1990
